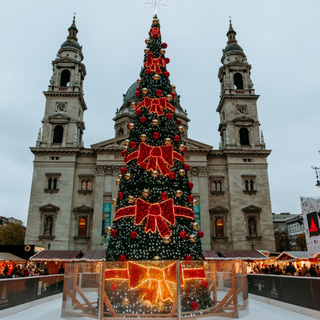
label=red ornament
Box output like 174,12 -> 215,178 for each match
119,255 -> 126,261
140,116 -> 147,123
169,172 -> 176,179
135,91 -> 141,97
135,108 -> 142,115
188,182 -> 194,190
179,231 -> 187,239
188,195 -> 194,203
130,231 -> 138,239
199,231 -> 204,238
121,150 -> 127,158
184,164 -> 191,171
118,192 -> 124,200
201,280 -> 208,288
121,167 -> 127,174
161,192 -> 168,201
130,141 -> 137,149
177,119 -> 182,125
140,161 -> 147,169
164,71 -> 170,77
164,57 -> 170,64
110,282 -> 118,291
174,135 -> 180,142
162,43 -> 167,48
183,146 -> 188,153
153,132 -> 160,139
166,113 -> 173,120
148,52 -> 153,57
127,123 -> 131,129
111,230 -> 118,238
145,68 -> 151,75
156,89 -> 163,97
191,302 -> 198,310
171,92 -> 176,98
185,255 -> 192,261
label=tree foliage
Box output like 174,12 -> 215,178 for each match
296,233 -> 307,251
0,223 -> 25,245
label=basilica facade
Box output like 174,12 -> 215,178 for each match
25,18 -> 275,252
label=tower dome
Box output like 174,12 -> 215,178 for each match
59,16 -> 82,53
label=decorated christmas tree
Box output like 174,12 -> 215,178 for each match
104,15 -> 212,314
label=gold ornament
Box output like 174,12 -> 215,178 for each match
106,226 -> 112,235
160,48 -> 166,55
122,298 -> 130,307
164,138 -> 172,145
158,302 -> 165,312
118,175 -> 122,180
142,88 -> 148,95
112,198 -> 117,205
152,119 -> 159,126
179,144 -> 185,151
127,196 -> 135,203
137,78 -> 142,84
140,134 -> 147,142
163,236 -> 171,244
171,84 -> 176,91
151,170 -> 159,178
144,48 -> 150,54
129,123 -> 135,130
193,199 -> 198,207
175,190 -> 183,197
123,145 -> 128,150
153,74 -> 160,81
189,234 -> 197,243
115,179 -> 120,185
192,222 -> 199,231
124,139 -> 130,146
125,173 -> 132,180
145,38 -> 151,44
131,102 -> 136,109
153,256 -> 161,260
179,169 -> 185,177
153,18 -> 159,25
142,189 -> 150,197
178,126 -> 184,133
167,94 -> 172,101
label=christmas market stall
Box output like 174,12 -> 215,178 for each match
80,250 -> 105,262
275,251 -> 317,270
0,252 -> 26,276
29,250 -> 82,274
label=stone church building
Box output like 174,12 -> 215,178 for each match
25,18 -> 275,252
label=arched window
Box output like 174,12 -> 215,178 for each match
118,128 -> 124,136
86,180 -> 91,190
53,178 -> 57,189
234,73 -> 243,89
250,180 -> 254,191
53,125 -> 63,143
215,218 -> 224,237
240,128 -> 250,145
78,217 -> 87,237
245,180 -> 249,191
60,70 -> 70,86
217,181 -> 222,192
48,178 -> 52,189
213,181 -> 217,191
248,217 -> 257,236
81,180 -> 86,190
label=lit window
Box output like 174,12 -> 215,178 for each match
215,218 -> 224,237
78,217 -> 87,237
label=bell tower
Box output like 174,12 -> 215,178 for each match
39,16 -> 87,148
217,19 -> 265,151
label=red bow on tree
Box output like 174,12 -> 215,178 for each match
135,97 -> 175,116
144,56 -> 166,74
115,198 -> 195,238
125,142 -> 184,176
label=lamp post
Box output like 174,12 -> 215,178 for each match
48,242 -> 51,250
251,242 -> 254,250
311,166 -> 320,187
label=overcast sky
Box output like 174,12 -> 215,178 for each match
1,0 -> 320,225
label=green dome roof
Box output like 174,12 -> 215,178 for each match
224,42 -> 243,54
123,81 -> 139,102
60,39 -> 81,51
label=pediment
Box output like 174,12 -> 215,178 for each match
54,57 -> 77,64
233,115 -> 254,123
39,204 -> 60,212
181,137 -> 213,151
73,205 -> 93,213
49,113 -> 71,120
242,205 -> 261,213
209,206 -> 229,214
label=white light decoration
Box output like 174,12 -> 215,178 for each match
145,0 -> 166,14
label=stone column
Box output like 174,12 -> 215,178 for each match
91,165 -> 105,250
111,166 -> 120,221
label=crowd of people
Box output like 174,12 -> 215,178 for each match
0,263 -> 64,278
251,262 -> 320,277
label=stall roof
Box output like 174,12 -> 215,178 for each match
202,250 -> 220,260
313,252 -> 320,259
29,250 -> 83,261
0,252 -> 25,261
218,250 -> 268,261
275,251 -> 309,261
80,250 -> 106,261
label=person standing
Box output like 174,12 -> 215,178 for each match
285,262 -> 296,276
309,264 -> 317,277
58,265 -> 65,274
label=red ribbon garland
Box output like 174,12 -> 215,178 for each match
125,142 -> 184,176
135,97 -> 175,116
115,198 -> 194,238
144,56 -> 166,74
